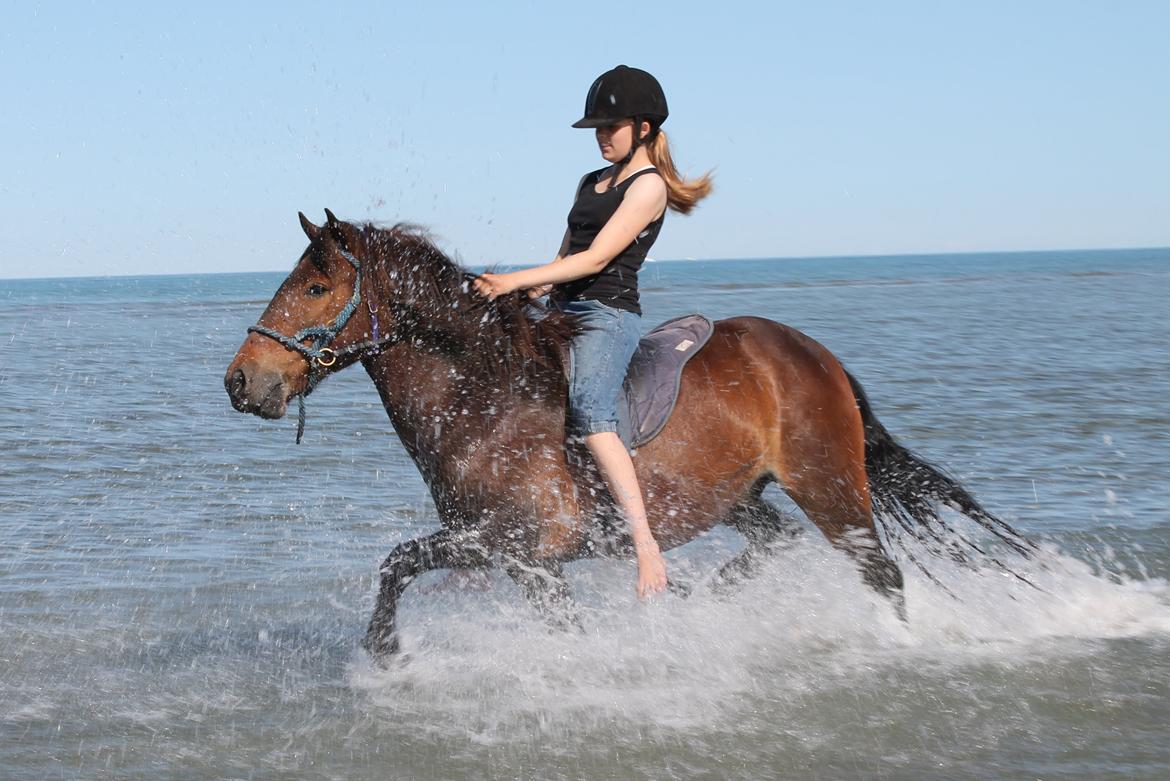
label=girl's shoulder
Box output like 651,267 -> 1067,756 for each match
623,166 -> 664,186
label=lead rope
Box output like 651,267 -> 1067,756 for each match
290,327 -> 402,442
297,395 -> 307,444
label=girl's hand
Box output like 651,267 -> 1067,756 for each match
473,272 -> 517,301
527,284 -> 553,299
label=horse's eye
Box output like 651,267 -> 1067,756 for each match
307,283 -> 328,297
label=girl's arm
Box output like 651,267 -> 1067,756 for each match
526,229 -> 572,299
475,175 -> 667,300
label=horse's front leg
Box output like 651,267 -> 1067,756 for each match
362,529 -> 486,660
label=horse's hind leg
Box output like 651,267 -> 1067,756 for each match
505,561 -> 584,633
713,493 -> 804,594
363,529 -> 488,660
815,512 -> 906,620
833,527 -> 906,619
812,512 -> 906,620
779,447 -> 907,619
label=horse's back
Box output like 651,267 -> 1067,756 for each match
680,316 -> 855,415
711,315 -> 846,374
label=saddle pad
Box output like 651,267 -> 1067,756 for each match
617,314 -> 715,449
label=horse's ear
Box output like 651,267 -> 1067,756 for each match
299,212 -> 321,241
323,208 -> 357,250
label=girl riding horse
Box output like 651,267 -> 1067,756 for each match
475,65 -> 713,600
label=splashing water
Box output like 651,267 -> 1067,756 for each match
353,527 -> 1170,735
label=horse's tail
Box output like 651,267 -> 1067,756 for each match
844,370 -> 1038,573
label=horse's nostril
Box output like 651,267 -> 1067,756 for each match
227,368 -> 247,401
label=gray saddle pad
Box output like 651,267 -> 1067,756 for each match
617,314 -> 715,449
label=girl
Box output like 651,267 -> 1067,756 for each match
474,65 -> 712,599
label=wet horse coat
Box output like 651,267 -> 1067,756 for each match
224,212 -> 1034,659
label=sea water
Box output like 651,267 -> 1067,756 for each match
1,249 -> 1168,779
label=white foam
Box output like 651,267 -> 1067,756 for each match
350,531 -> 1170,740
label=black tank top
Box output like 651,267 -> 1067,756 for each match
554,166 -> 664,315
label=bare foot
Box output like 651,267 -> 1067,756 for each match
636,543 -> 668,599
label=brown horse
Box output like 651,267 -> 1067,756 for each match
225,211 -> 1033,659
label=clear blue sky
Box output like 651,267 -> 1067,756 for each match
2,1 -> 1168,279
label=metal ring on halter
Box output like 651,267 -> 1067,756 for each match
314,348 -> 337,367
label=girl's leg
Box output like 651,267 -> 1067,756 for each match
585,430 -> 668,598
561,299 -> 667,597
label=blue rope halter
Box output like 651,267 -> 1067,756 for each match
246,247 -> 369,443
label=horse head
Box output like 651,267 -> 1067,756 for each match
226,211 -> 575,428
224,210 -> 372,419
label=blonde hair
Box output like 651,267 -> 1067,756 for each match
644,129 -> 713,215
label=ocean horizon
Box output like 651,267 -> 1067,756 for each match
5,243 -> 1169,283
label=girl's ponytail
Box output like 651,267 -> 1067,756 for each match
645,130 -> 713,215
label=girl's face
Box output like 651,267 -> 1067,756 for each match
595,120 -> 650,162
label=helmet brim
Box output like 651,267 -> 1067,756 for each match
571,115 -> 666,129
571,117 -> 612,129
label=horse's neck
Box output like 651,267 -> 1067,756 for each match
363,343 -> 455,460
361,339 -> 517,473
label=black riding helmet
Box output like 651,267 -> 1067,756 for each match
571,65 -> 669,129
573,65 -> 668,190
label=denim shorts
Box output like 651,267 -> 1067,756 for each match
554,298 -> 641,436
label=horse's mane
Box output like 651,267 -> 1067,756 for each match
359,222 -> 576,391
